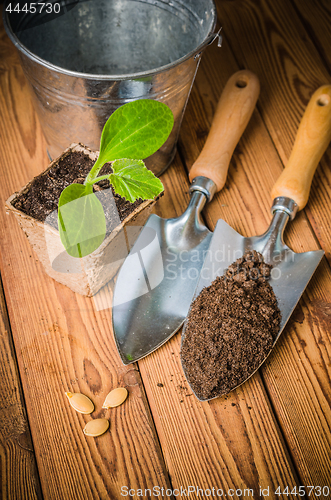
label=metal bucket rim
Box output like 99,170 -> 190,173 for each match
3,1 -> 217,81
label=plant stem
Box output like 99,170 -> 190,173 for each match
84,157 -> 104,185
87,175 -> 110,185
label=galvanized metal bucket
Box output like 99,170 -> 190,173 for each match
3,0 -> 219,176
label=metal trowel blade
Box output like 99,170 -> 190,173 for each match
112,207 -> 212,364
181,218 -> 324,401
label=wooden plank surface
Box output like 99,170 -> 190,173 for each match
0,0 -> 330,499
0,274 -> 43,500
0,20 -> 172,500
219,0 -> 331,265
291,0 -> 331,69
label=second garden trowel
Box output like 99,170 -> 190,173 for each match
181,84 -> 331,401
112,70 -> 260,364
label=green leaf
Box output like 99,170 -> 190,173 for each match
58,184 -> 106,258
98,99 -> 174,164
109,159 -> 164,203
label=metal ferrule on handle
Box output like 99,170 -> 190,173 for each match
271,196 -> 298,221
173,180 -> 212,248
189,176 -> 217,202
261,197 -> 298,259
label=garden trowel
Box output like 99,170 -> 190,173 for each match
112,70 -> 260,364
181,84 -> 331,401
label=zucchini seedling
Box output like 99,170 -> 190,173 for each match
58,99 -> 174,258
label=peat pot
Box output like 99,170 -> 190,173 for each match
6,144 -> 156,297
3,0 -> 219,176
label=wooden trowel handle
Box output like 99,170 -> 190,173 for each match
271,85 -> 331,210
189,70 -> 260,191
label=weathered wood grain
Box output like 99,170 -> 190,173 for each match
0,276 -> 43,500
291,0 -> 331,69
0,21 -> 171,500
219,0 -> 331,267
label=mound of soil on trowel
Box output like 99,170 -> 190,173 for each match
181,250 -> 281,400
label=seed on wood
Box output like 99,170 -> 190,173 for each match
83,419 -> 109,437
65,392 -> 94,414
102,387 -> 128,408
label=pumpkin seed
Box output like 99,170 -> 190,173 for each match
102,387 -> 128,409
65,392 -> 94,414
83,418 -> 109,437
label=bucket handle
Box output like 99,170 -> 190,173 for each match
194,27 -> 222,60
209,27 -> 223,47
